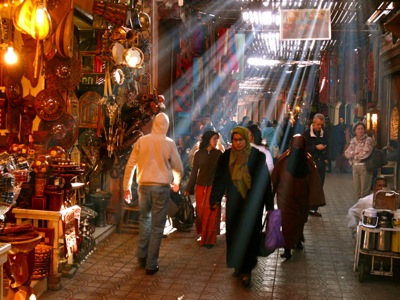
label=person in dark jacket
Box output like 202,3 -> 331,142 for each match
333,117 -> 348,158
184,130 -> 223,248
271,134 -> 326,260
210,126 -> 274,287
303,113 -> 329,216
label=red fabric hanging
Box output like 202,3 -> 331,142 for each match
217,28 -> 228,74
94,30 -> 104,73
174,49 -> 193,112
319,51 -> 329,104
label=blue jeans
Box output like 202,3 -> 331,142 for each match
136,185 -> 170,269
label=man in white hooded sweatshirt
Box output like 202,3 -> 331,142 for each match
123,112 -> 183,275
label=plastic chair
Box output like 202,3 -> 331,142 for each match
377,161 -> 398,190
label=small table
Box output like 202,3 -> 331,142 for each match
13,206 -> 80,290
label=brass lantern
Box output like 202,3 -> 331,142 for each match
30,0 -> 52,40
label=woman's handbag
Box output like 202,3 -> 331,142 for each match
258,209 -> 285,257
364,148 -> 388,172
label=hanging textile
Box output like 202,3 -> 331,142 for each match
232,33 -> 245,80
192,57 -> 203,90
217,28 -> 228,74
328,52 -> 337,106
319,51 -> 329,104
367,43 -> 375,104
192,24 -> 205,56
344,50 -> 357,104
227,28 -> 238,73
174,25 -> 194,113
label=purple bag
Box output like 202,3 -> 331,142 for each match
259,210 -> 285,256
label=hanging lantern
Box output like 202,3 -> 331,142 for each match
30,0 -> 52,40
124,47 -> 144,68
13,0 -> 34,35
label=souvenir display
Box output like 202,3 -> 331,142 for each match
78,129 -> 101,167
0,1 -> 161,292
47,146 -> 67,160
0,151 -> 25,216
45,39 -> 82,91
79,91 -> 103,129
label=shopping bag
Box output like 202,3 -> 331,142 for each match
258,209 -> 285,257
168,190 -> 183,218
176,194 -> 195,225
172,193 -> 195,232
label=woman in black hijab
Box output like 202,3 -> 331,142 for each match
271,134 -> 326,260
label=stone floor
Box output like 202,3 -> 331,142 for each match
38,171 -> 400,300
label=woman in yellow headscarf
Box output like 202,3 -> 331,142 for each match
210,126 -> 274,287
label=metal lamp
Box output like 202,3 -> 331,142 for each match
30,0 -> 52,40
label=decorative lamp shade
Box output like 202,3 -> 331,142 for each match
30,0 -> 52,40
124,47 -> 144,68
13,0 -> 34,35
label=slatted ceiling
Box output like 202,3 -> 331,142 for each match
178,0 -> 398,89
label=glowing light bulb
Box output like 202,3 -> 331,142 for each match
127,56 -> 139,68
4,46 -> 17,64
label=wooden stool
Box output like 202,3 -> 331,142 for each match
117,204 -> 140,233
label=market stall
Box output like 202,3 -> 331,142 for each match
0,0 -> 162,296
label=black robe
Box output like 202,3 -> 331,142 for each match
271,149 -> 326,249
210,147 -> 274,273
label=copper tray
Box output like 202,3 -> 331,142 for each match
38,113 -> 78,150
34,89 -> 66,121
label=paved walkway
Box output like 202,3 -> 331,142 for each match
40,172 -> 400,300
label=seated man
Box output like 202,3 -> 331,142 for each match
383,140 -> 399,163
347,177 -> 387,235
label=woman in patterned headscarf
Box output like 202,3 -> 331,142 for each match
210,126 -> 274,287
